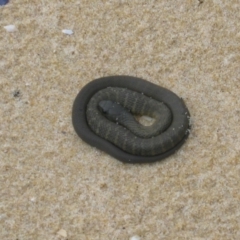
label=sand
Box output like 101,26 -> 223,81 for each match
1,0 -> 240,239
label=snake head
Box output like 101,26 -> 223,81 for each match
98,100 -> 126,122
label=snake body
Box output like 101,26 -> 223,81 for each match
72,76 -> 190,163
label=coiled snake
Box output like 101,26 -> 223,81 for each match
72,76 -> 190,163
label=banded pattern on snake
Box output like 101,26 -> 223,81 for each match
72,76 -> 191,163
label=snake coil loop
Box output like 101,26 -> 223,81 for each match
72,76 -> 191,163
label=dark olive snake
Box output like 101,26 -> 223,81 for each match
72,76 -> 191,163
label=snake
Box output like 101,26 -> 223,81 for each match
72,76 -> 191,163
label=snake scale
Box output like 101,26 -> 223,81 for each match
72,76 -> 191,163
